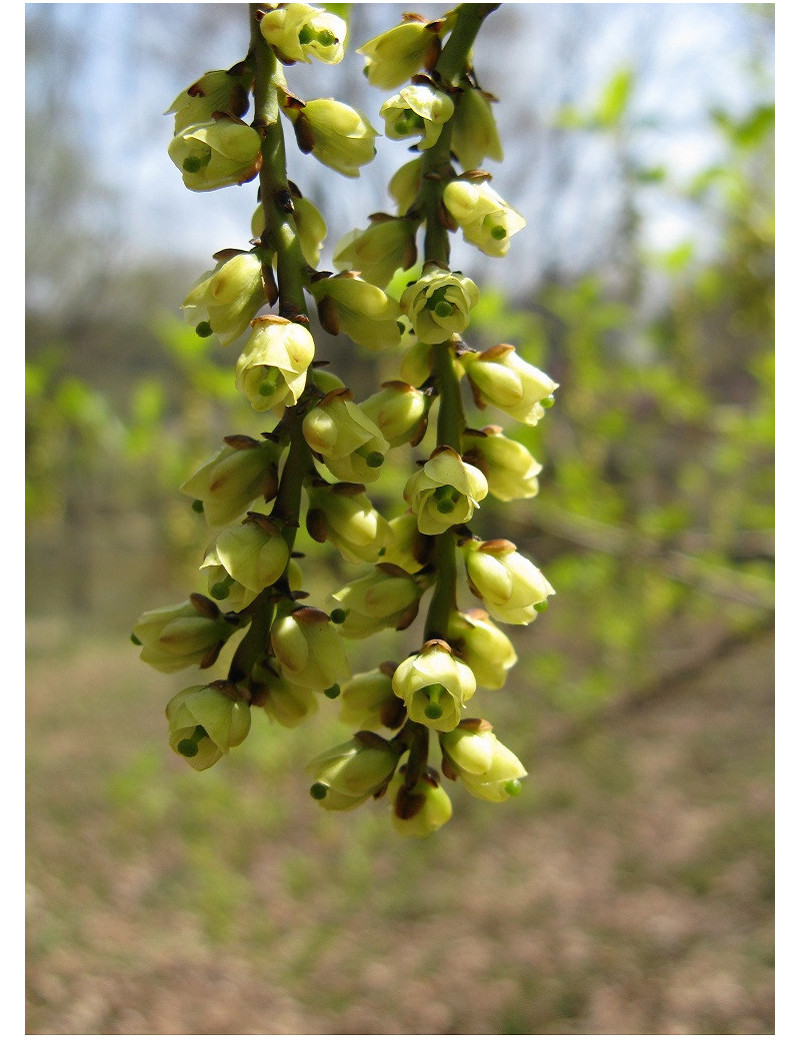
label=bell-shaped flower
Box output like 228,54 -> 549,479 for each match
252,192 -> 327,267
235,315 -> 315,412
330,564 -> 425,638
251,667 -> 318,728
180,435 -> 280,529
302,388 -> 389,484
389,157 -> 424,215
259,3 -> 346,64
400,263 -> 479,344
442,180 -> 526,258
306,481 -> 392,564
168,115 -> 262,191
132,594 -> 241,673
380,511 -> 434,574
390,769 -> 452,836
461,425 -> 542,502
358,18 -> 442,90
166,681 -> 251,771
450,88 -> 503,171
440,720 -> 527,802
287,97 -> 378,177
212,512 -> 289,595
380,83 -> 454,150
339,664 -> 405,730
447,609 -> 517,690
462,344 -> 558,426
166,67 -> 251,134
404,446 -> 488,536
308,732 -> 400,811
311,273 -> 402,351
271,607 -> 351,693
360,381 -> 429,448
333,217 -> 417,289
463,538 -> 555,625
181,251 -> 266,345
200,542 -> 256,611
392,639 -> 476,732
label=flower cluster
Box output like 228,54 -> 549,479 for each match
136,2 -> 559,838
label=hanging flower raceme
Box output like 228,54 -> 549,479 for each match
166,681 -> 251,771
235,315 -> 315,412
168,115 -> 262,191
132,594 -> 242,673
392,639 -> 477,732
401,263 -> 479,344
462,538 -> 555,625
442,180 -> 526,258
404,446 -> 488,536
259,2 -> 347,65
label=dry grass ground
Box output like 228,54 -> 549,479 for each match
26,621 -> 773,1034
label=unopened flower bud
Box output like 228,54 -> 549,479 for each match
399,339 -> 433,385
302,388 -> 389,484
252,668 -> 318,728
389,157 -> 424,215
181,252 -> 266,346
392,640 -> 476,732
252,192 -> 327,267
447,609 -> 517,689
180,436 -> 280,528
380,511 -> 434,574
168,116 -> 262,191
306,482 -> 392,564
307,732 -> 400,811
271,607 -> 351,691
463,539 -> 555,625
166,681 -> 250,771
287,97 -> 378,177
404,446 -> 488,536
358,19 -> 442,90
260,3 -> 346,65
360,381 -> 429,448
441,720 -> 527,802
235,315 -> 315,412
462,426 -> 541,501
339,664 -> 405,729
462,345 -> 558,426
333,217 -> 417,289
310,274 -> 402,351
330,564 -> 424,637
450,88 -> 503,171
400,263 -> 479,344
381,83 -> 454,150
442,181 -> 526,258
166,68 -> 251,134
390,770 -> 452,836
133,595 -> 240,673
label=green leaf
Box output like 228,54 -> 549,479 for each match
597,67 -> 634,127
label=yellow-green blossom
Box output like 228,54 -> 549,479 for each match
181,251 -> 266,345
400,263 -> 479,344
235,315 -> 315,412
380,83 -> 454,150
392,639 -> 476,732
463,538 -> 555,625
166,682 -> 251,771
168,116 -> 262,191
404,446 -> 488,536
259,3 -> 346,64
440,720 -> 527,802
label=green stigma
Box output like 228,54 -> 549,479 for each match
310,782 -> 328,800
324,684 -> 341,700
542,395 -> 555,409
423,684 -> 446,720
182,152 -> 211,173
210,575 -> 235,601
329,609 -> 347,625
130,633 -> 142,646
191,499 -> 205,513
490,225 -> 507,241
534,601 -> 548,613
504,778 -> 523,797
195,321 -> 214,338
366,451 -> 384,468
433,484 -> 460,514
258,371 -> 281,398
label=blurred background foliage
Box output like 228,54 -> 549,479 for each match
26,3 -> 774,1034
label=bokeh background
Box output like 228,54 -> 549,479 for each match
26,3 -> 774,1034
